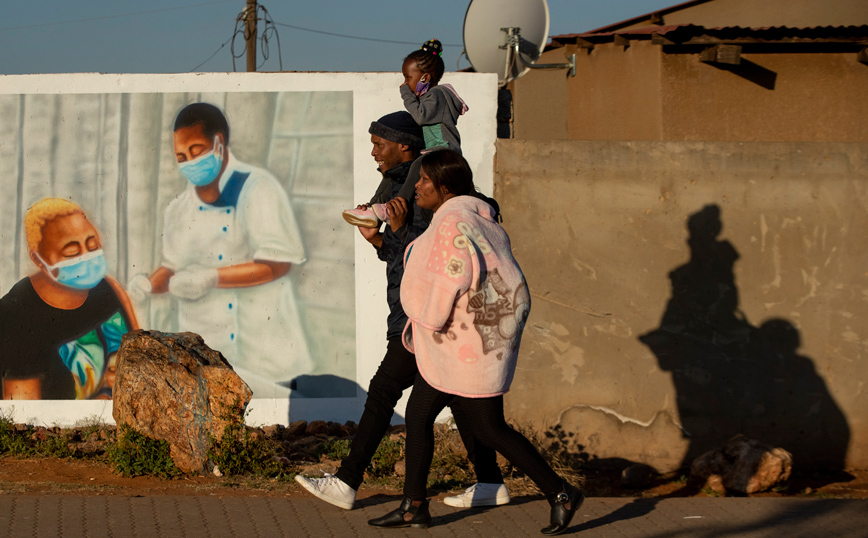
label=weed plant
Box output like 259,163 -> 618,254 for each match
313,438 -> 351,461
209,423 -> 287,479
427,425 -> 473,491
106,425 -> 182,478
0,415 -> 73,458
369,437 -> 404,478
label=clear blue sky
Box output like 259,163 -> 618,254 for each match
0,0 -> 676,74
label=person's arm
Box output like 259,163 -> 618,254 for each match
401,85 -> 444,125
148,266 -> 174,294
216,260 -> 290,288
377,197 -> 414,263
105,276 -> 140,330
359,225 -> 383,249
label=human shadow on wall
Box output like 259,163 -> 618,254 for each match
639,204 -> 850,473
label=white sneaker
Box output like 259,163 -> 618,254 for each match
294,473 -> 356,510
443,483 -> 511,507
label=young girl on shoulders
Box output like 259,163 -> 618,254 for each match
343,39 -> 469,229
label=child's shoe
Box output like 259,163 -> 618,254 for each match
371,203 -> 391,224
342,206 -> 381,228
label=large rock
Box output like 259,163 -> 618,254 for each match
112,330 -> 252,474
690,434 -> 793,494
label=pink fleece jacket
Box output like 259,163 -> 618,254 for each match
400,196 -> 531,397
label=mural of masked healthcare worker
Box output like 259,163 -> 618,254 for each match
0,198 -> 139,400
128,102 -> 312,397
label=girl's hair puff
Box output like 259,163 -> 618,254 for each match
405,39 -> 445,85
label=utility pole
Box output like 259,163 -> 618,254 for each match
245,0 -> 257,72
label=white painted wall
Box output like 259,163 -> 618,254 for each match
0,72 -> 498,427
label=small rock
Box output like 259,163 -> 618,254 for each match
286,421 -> 308,438
305,420 -> 328,436
77,441 -> 106,456
704,474 -> 726,495
297,463 -> 337,476
213,465 -> 223,477
326,422 -> 342,436
690,434 -> 793,494
262,425 -> 281,438
293,436 -> 319,447
621,463 -> 656,489
393,459 -> 406,476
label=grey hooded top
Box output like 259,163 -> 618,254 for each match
400,83 -> 469,153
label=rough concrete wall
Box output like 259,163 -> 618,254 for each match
512,41 -> 868,143
511,59 -> 568,140
495,139 -> 868,472
514,43 -> 663,141
660,50 -> 868,142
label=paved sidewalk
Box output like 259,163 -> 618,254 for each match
0,494 -> 865,537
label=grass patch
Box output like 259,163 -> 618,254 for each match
313,438 -> 351,461
209,423 -> 288,479
370,437 -> 404,478
106,425 -> 182,479
0,414 -> 74,459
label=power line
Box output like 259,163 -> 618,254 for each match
190,35 -> 234,72
272,22 -> 461,47
0,0 -> 237,32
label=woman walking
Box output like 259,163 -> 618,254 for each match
368,150 -> 583,535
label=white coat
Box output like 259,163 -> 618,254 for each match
162,152 -> 312,397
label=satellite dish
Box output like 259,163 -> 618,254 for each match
463,0 -> 575,86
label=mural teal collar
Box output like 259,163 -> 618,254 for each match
210,169 -> 250,208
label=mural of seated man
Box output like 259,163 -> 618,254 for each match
0,198 -> 139,400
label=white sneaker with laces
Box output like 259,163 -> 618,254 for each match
443,483 -> 511,507
294,473 -> 357,510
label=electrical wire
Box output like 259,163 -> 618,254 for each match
272,22 -> 461,47
231,3 -> 283,71
0,0 -> 237,32
190,35 -> 234,72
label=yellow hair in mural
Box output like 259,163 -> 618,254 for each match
24,198 -> 84,252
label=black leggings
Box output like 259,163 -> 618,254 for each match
335,338 -> 502,490
403,373 -> 563,501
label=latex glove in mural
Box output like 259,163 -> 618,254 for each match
127,274 -> 152,303
168,268 -> 219,300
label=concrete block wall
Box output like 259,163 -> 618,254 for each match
495,139 -> 868,471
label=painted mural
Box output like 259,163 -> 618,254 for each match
0,92 -> 356,400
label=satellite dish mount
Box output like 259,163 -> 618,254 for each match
501,27 -> 575,77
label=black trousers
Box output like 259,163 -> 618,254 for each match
403,373 -> 563,501
335,337 -> 503,490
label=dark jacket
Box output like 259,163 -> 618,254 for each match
376,160 -> 429,339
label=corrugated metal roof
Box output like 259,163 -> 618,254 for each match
551,25 -> 868,46
585,0 -> 714,34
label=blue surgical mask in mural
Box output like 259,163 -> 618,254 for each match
36,249 -> 108,290
178,136 -> 224,186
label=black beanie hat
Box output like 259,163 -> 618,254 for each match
369,111 -> 424,150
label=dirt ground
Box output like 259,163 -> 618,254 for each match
0,457 -> 865,500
